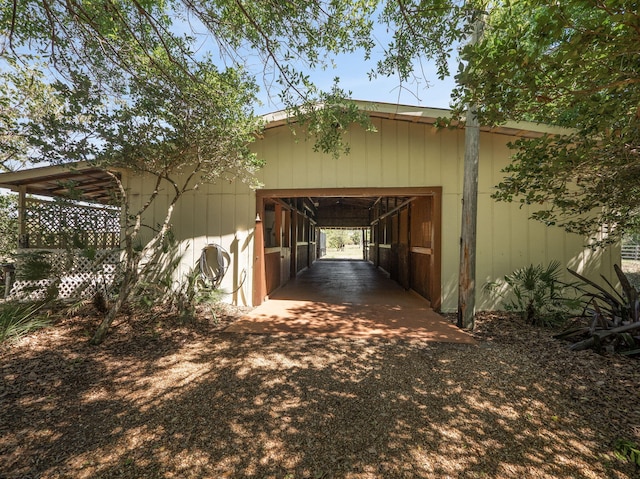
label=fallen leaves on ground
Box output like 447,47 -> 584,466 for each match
1,308 -> 638,479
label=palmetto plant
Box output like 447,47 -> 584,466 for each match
485,261 -> 579,326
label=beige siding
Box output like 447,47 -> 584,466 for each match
365,118 -> 383,186
130,115 -> 619,310
123,171 -> 256,306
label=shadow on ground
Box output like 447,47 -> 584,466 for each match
1,313 -> 638,478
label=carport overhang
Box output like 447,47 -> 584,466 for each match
0,162 -> 122,250
0,162 -> 121,205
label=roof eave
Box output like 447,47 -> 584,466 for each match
261,99 -> 573,139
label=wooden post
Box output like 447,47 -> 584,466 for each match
457,17 -> 484,330
3,264 -> 15,298
252,200 -> 267,306
291,207 -> 298,277
431,191 -> 442,311
17,185 -> 27,248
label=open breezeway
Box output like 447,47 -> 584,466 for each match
254,187 -> 442,311
227,259 -> 474,343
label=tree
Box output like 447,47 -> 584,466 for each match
1,1 -> 376,158
326,229 -> 347,250
0,63 -> 63,172
350,230 -> 362,246
94,61 -> 262,344
455,1 -> 640,244
0,193 -> 18,262
374,1 -> 640,326
0,1 -> 380,342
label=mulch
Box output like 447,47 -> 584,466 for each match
1,307 -> 639,478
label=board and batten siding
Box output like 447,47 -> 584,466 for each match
123,171 -> 255,307
254,118 -> 618,312
126,114 -> 619,311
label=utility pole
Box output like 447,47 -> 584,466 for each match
457,16 -> 484,330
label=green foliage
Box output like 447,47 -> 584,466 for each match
485,261 -> 579,326
130,231 -> 225,322
132,231 -> 185,309
326,230 -> 347,249
0,194 -> 18,262
623,231 -> 640,247
13,250 -> 62,301
377,0 -> 474,82
456,1 -> 640,244
1,0 -> 381,163
185,0 -> 377,117
15,251 -> 54,281
26,58 -> 264,188
177,267 -> 226,322
0,302 -> 49,343
324,229 -> 364,249
614,439 -> 640,468
285,81 -> 375,159
0,61 -> 64,172
568,265 -> 639,328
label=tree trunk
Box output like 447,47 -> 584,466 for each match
89,270 -> 135,345
89,183 -> 183,344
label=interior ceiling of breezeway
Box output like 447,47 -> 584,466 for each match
267,195 -> 412,228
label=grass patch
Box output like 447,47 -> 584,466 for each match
322,244 -> 364,260
0,301 -> 50,343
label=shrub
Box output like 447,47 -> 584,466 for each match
556,265 -> 640,355
614,439 -> 640,469
485,261 -> 579,326
0,194 -> 18,263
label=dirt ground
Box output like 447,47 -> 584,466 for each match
1,307 -> 639,479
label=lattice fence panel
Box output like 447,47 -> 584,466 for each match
24,198 -> 120,250
10,249 -> 121,301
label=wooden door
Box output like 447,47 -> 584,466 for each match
279,208 -> 291,287
398,208 -> 410,289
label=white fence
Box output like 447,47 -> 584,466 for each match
622,244 -> 640,260
9,249 -> 120,301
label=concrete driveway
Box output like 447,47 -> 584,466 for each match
225,260 -> 475,344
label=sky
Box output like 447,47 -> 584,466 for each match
182,11 -> 460,116
246,41 -> 460,115
254,54 -> 458,115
